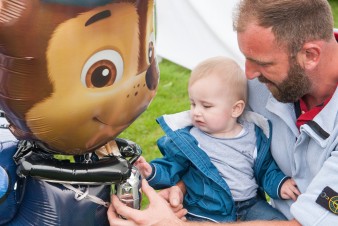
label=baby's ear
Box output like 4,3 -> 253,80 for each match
232,100 -> 245,118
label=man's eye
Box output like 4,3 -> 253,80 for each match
258,62 -> 272,67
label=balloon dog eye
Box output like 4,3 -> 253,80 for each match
81,50 -> 123,88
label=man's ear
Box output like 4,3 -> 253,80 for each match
232,100 -> 245,118
298,41 -> 322,70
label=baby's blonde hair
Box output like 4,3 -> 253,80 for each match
189,56 -> 247,103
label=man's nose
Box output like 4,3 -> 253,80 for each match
245,61 -> 261,80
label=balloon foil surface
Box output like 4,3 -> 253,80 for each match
0,0 -> 159,154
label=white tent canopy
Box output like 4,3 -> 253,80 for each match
155,0 -> 244,70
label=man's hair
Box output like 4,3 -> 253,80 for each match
233,0 -> 334,55
189,56 -> 247,103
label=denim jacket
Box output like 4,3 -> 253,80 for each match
147,111 -> 287,222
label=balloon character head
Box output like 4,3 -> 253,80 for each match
0,0 -> 159,154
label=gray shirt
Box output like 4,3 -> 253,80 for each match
190,120 -> 258,201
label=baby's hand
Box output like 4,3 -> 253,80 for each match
280,178 -> 301,201
134,156 -> 152,179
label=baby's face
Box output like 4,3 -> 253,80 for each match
188,74 -> 237,137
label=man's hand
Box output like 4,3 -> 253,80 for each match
108,179 -> 187,226
158,181 -> 185,218
280,178 -> 301,201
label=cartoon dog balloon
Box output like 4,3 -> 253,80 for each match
0,0 -> 158,225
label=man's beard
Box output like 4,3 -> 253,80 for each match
258,61 -> 311,103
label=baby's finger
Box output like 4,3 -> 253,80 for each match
287,189 -> 298,201
292,187 -> 301,196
